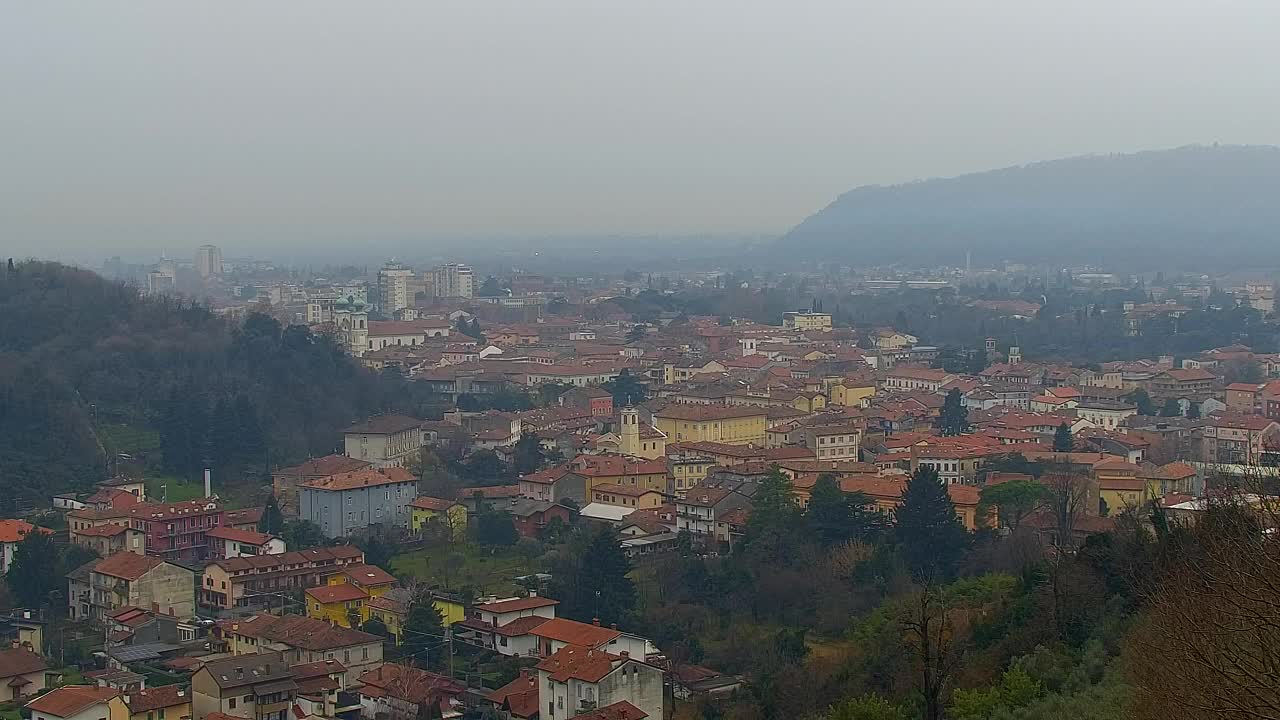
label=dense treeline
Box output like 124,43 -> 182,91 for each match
634,466 -> 1275,720
0,261 -> 440,508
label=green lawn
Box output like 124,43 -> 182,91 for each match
391,543 -> 544,597
99,423 -> 161,456
146,475 -> 207,502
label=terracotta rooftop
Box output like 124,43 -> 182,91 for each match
125,685 -> 190,713
300,467 -> 415,491
341,564 -> 398,587
529,618 -> 622,648
276,455 -> 371,477
92,552 -> 164,581
26,686 -> 120,716
0,647 -> 47,679
305,584 -> 368,604
576,701 -> 649,720
535,644 -> 621,683
409,496 -> 460,512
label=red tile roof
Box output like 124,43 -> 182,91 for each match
305,584 -> 368,604
575,701 -> 649,720
300,467 -> 415,491
93,552 -> 164,581
487,672 -> 539,718
125,685 -> 190,713
529,618 -> 621,648
276,455 -> 371,477
0,520 -> 53,543
535,645 -> 620,683
341,564 -> 398,587
26,686 -> 120,716
0,648 -> 47,679
409,496 -> 461,512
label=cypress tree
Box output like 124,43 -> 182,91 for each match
1053,422 -> 1073,452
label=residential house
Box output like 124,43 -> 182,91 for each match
568,455 -> 669,497
27,686 -> 129,720
365,590 -> 465,646
1225,382 -> 1267,415
0,647 -> 47,701
560,387 -> 615,417
507,499 -> 575,538
290,659 -> 356,719
1074,401 -> 1138,431
529,619 -> 650,660
409,497 -> 468,541
342,415 -> 424,468
0,520 -> 54,574
191,652 -> 297,720
298,467 -> 418,538
454,596 -> 561,657
70,523 -> 146,558
125,685 -> 192,720
272,455 -> 371,517
1148,368 -> 1218,403
519,467 -> 588,504
486,670 -> 540,720
1092,457 -> 1156,516
305,584 -> 369,628
356,664 -> 466,720
69,552 -> 195,623
882,368 -> 953,392
1201,414 -> 1280,465
653,405 -> 767,445
840,475 -> 988,531
536,645 -> 664,720
200,545 -> 365,610
204,528 -> 285,560
675,481 -> 756,541
802,425 -> 861,461
589,485 -> 665,511
216,613 -> 383,677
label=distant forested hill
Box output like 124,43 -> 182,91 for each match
780,145 -> 1280,267
0,261 -> 434,511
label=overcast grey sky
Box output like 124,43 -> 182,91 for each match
4,0 -> 1280,262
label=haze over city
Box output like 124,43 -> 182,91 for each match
6,0 -> 1280,263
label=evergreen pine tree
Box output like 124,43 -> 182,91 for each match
1053,422 -> 1073,452
401,593 -> 445,669
743,467 -> 802,562
259,494 -> 285,534
6,531 -> 61,607
935,388 -> 970,436
895,466 -> 968,582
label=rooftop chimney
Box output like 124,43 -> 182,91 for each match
592,618 -> 600,626
610,623 -> 617,630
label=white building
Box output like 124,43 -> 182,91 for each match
536,646 -> 664,720
378,262 -> 415,314
431,263 -> 475,299
195,245 -> 224,277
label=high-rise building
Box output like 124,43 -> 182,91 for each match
194,245 -> 223,277
431,263 -> 474,299
377,262 -> 414,313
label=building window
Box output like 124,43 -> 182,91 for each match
228,699 -> 237,710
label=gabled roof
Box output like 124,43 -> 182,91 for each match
26,686 -> 120,716
276,455 -> 371,477
0,648 -> 47,679
219,614 -> 379,651
125,685 -> 190,713
487,671 -> 539,718
528,618 -> 621,648
93,552 -> 164,581
535,645 -> 620,683
575,701 -> 649,720
341,564 -> 398,587
305,584 -> 368,604
300,467 -> 415,491
409,496 -> 462,512
198,652 -> 294,691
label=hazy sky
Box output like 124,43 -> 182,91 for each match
5,1 -> 1280,262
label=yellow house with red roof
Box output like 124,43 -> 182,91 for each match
409,496 -> 468,541
307,564 -> 398,627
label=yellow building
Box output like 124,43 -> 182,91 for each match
568,454 -> 669,496
409,496 -> 468,541
590,483 -> 666,509
366,591 -> 466,645
329,564 -> 397,599
829,379 -> 876,407
782,311 -> 833,332
28,686 -> 130,720
669,455 -> 717,496
1093,457 -> 1157,516
791,392 -> 827,413
654,405 -> 767,445
306,584 -> 369,627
